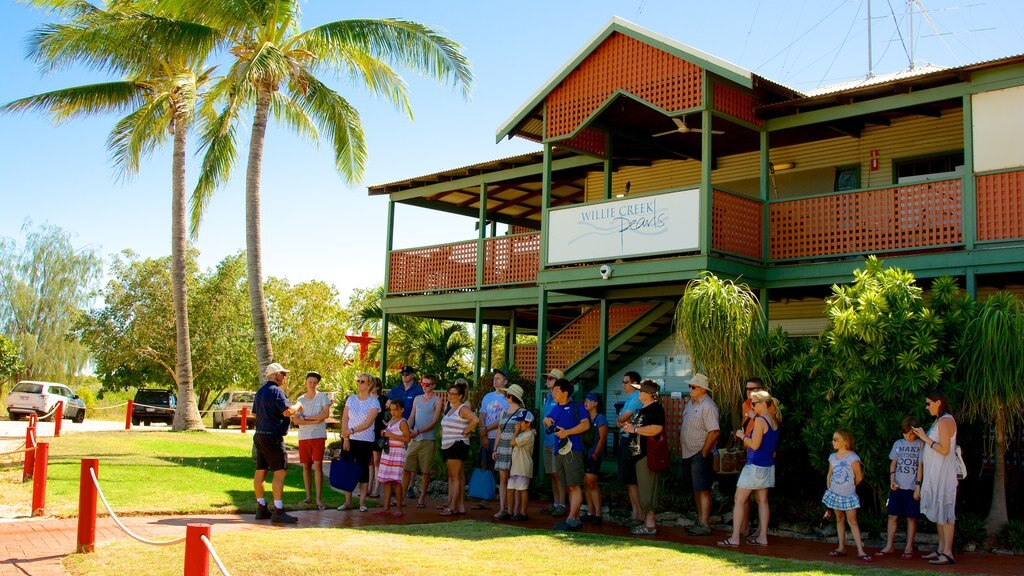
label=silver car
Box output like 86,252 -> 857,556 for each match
211,391 -> 256,429
6,380 -> 86,423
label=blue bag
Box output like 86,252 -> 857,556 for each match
329,452 -> 360,493
467,467 -> 496,501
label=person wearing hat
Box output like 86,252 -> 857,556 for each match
542,378 -> 591,532
388,366 -> 423,421
624,379 -> 666,535
475,369 -> 510,490
616,371 -> 645,525
582,392 -> 609,526
492,383 -> 534,520
294,371 -> 331,511
540,367 -> 567,516
680,372 -> 720,535
253,362 -> 304,523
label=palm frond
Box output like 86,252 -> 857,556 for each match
106,93 -> 173,175
310,45 -> 411,117
268,91 -> 318,143
191,87 -> 244,236
292,72 -> 365,183
1,81 -> 148,122
20,0 -> 100,18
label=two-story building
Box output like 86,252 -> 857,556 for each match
369,18 -> 1024,417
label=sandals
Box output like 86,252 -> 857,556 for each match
299,498 -> 312,506
745,536 -> 767,546
416,502 -> 426,509
858,554 -> 873,563
391,510 -> 404,518
337,503 -> 351,511
717,539 -> 740,547
631,525 -> 657,536
316,503 -> 326,511
359,505 -> 368,512
900,552 -> 914,560
929,553 -> 955,565
493,511 -> 511,520
471,503 -> 490,510
874,550 -> 892,557
922,551 -> 940,560
828,550 -> 847,558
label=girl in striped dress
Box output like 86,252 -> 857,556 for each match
822,429 -> 871,563
376,399 -> 411,517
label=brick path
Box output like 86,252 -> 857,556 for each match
1,499 -> 1019,575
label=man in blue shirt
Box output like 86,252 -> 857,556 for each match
539,368 -> 567,516
543,378 -> 591,532
253,362 -> 302,523
387,365 -> 423,420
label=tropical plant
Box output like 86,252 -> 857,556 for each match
155,0 -> 473,381
0,334 -> 26,395
673,272 -> 765,422
958,290 -> 1024,535
1,0 -> 220,430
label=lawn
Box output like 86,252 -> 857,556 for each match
0,431 -> 344,517
63,521 -> 936,576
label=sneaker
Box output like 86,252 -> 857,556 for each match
554,518 -> 582,532
579,513 -> 594,523
270,507 -> 298,524
550,505 -> 568,517
591,515 -> 603,526
255,503 -> 271,520
539,505 -> 557,515
687,524 -> 712,536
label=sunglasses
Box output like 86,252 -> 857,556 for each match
688,385 -> 698,390
423,382 -> 435,387
746,387 -> 761,391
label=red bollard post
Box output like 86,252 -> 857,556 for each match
183,524 -> 211,576
125,400 -> 133,430
31,442 -> 49,517
23,427 -> 36,482
77,459 -> 99,553
239,407 -> 248,434
54,401 -> 64,437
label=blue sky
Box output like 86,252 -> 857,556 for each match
2,0 -> 1022,302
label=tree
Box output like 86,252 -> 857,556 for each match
0,334 -> 26,397
2,0 -> 221,430
673,272 -> 765,423
0,223 -> 102,382
158,0 -> 473,380
958,291 -> 1024,535
78,251 -> 255,411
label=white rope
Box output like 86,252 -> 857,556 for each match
89,468 -> 186,546
0,441 -> 29,458
84,402 -> 129,411
35,404 -> 60,421
131,402 -> 176,411
201,534 -> 233,576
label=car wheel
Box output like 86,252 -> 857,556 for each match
143,420 -> 151,426
9,412 -> 21,421
73,409 -> 85,424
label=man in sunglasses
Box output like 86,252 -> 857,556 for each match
615,371 -> 644,525
680,372 -> 719,535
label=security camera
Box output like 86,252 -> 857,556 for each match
599,264 -> 612,280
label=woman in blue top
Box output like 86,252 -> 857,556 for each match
581,392 -> 609,526
720,390 -> 779,547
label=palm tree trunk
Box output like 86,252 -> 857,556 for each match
245,89 -> 275,379
170,118 -> 203,431
985,405 -> 1009,535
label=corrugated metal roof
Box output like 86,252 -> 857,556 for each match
805,64 -> 949,97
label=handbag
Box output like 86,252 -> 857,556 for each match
955,445 -> 967,481
467,467 -> 496,501
329,452 -> 360,493
377,434 -> 390,454
715,437 -> 746,475
646,433 -> 671,472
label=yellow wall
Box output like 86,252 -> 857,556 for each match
585,110 -> 965,201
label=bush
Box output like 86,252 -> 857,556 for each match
998,519 -> 1024,553
75,386 -> 97,410
955,512 -> 987,550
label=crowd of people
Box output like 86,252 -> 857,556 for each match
250,363 -> 960,565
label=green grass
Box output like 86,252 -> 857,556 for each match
63,521 -> 936,576
0,431 -> 345,517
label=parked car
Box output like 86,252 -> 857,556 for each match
6,380 -> 86,423
131,388 -> 176,426
211,390 -> 256,429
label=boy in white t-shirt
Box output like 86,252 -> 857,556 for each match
877,416 -> 924,559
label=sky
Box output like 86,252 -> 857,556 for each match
2,0 -> 1023,304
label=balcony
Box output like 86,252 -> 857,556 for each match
388,232 -> 540,295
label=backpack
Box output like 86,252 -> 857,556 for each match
574,402 -> 597,451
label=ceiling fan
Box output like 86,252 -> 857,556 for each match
652,116 -> 724,137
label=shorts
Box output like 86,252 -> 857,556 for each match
253,433 -> 287,472
298,437 -> 326,464
479,436 -> 496,469
441,441 -> 469,462
508,475 -> 531,490
404,440 -> 436,473
886,488 -> 921,517
617,441 -> 638,485
584,454 -> 603,475
736,463 -> 775,490
681,452 -> 714,493
554,450 -> 585,488
347,439 -> 374,483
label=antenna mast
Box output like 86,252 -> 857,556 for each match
867,0 -> 874,78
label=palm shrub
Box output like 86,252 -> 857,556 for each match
801,257 -> 965,504
958,290 -> 1024,535
674,272 -> 765,425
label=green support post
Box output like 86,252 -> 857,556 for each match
759,288 -> 769,336
966,269 -> 977,299
535,288 -> 549,478
604,135 -> 613,200
760,130 -> 770,262
474,304 -> 483,382
962,94 -> 976,251
477,183 -> 488,288
541,143 -> 552,267
700,75 -> 713,255
486,324 -> 494,372
384,200 -> 395,293
598,298 -> 609,401
507,313 -> 517,368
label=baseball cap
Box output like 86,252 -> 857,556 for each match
305,371 -> 322,381
558,436 -> 573,455
493,368 -> 510,379
400,365 -> 416,375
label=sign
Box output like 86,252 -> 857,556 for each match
547,188 -> 700,264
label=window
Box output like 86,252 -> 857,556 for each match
895,152 -> 964,184
834,165 -> 860,192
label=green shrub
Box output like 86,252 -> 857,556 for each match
998,519 -> 1024,553
76,386 -> 97,410
955,512 -> 987,549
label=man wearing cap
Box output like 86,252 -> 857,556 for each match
680,372 -> 720,535
403,373 -> 444,508
253,363 -> 303,523
543,378 -> 591,532
388,366 -> 423,421
539,368 -> 567,516
476,369 -> 510,480
616,371 -> 644,524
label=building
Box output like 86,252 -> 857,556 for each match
369,17 -> 1024,421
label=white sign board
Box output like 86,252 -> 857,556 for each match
973,86 -> 1024,173
547,188 -> 700,264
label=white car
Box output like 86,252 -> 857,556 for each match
211,391 -> 256,429
6,380 -> 86,423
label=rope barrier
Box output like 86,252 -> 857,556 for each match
200,535 -> 233,576
0,442 -> 30,456
88,467 -> 186,546
84,402 -> 129,411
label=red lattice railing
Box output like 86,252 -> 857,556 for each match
977,169 -> 1024,241
483,233 -> 541,285
712,82 -> 762,126
769,179 -> 963,260
515,303 -> 655,378
712,189 -> 762,260
546,32 -> 702,139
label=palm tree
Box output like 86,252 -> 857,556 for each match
2,1 -> 219,430
673,272 -> 766,423
157,0 -> 473,378
958,291 -> 1024,536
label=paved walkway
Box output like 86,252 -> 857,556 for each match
1,499 -> 1019,575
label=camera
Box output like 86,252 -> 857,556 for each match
546,424 -> 558,434
599,264 -> 612,280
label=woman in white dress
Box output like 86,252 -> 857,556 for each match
912,389 -> 958,566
